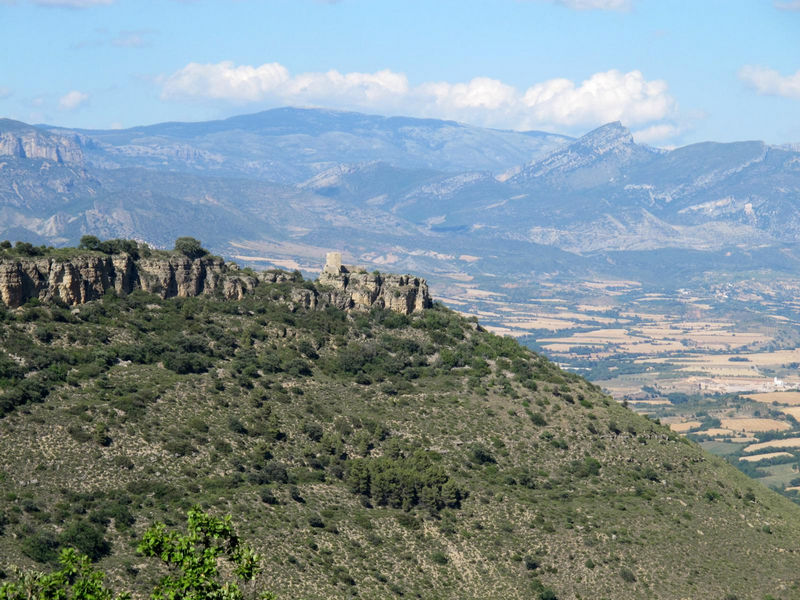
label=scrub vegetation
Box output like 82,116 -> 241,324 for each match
1,252 -> 800,599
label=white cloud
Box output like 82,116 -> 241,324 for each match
632,123 -> 680,144
775,0 -> 800,10
31,0 -> 113,5
161,61 -> 678,139
554,0 -> 632,10
739,65 -> 800,99
0,86 -> 11,99
418,77 -> 517,110
111,30 -> 153,47
162,61 -> 291,103
58,90 -> 89,110
530,0 -> 633,11
521,70 -> 675,127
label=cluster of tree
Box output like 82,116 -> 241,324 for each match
0,241 -> 53,257
78,236 -> 143,258
0,236 -> 212,262
0,508 -> 275,600
346,447 -> 464,512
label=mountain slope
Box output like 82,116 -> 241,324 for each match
1,248 -> 800,599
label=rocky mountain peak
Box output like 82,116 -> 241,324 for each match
575,121 -> 634,154
509,121 -> 650,184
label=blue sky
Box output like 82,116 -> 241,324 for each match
1,0 -> 799,146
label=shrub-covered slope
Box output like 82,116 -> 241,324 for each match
1,269 -> 800,599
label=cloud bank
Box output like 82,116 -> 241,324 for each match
161,61 -> 677,137
739,65 -> 800,100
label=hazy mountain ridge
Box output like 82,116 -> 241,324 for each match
3,107 -> 800,290
51,107 -> 573,183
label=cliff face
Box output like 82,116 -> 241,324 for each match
0,254 -> 256,308
318,266 -> 432,315
0,130 -> 84,164
0,253 -> 432,315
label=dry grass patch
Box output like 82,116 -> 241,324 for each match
745,437 -> 800,453
739,452 -> 794,462
703,428 -> 735,437
631,399 -> 672,406
504,318 -> 578,331
780,406 -> 800,420
747,392 -> 800,406
719,418 -> 790,433
670,420 -> 703,433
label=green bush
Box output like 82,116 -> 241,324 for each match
173,237 -> 208,260
60,521 -> 110,562
21,530 -> 59,564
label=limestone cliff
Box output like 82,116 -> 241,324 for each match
0,254 -> 256,308
0,251 -> 432,315
0,127 -> 84,164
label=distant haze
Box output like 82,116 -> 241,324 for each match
2,0 -> 799,146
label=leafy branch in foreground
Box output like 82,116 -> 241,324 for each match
0,547 -> 128,600
138,507 -> 270,600
0,509 -> 276,600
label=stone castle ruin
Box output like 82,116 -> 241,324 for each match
318,251 -> 432,315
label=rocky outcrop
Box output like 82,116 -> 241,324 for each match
0,129 -> 84,164
317,253 -> 432,315
134,256 -> 256,301
0,254 -> 256,308
0,252 -> 432,315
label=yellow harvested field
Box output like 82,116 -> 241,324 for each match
781,406 -> 800,420
747,392 -> 800,405
551,311 -> 619,324
504,318 -> 578,331
482,326 -> 525,338
678,365 -> 760,377
618,341 -> 686,353
631,399 -> 672,405
576,304 -> 616,312
739,452 -> 794,462
670,421 -> 702,433
582,279 -> 641,290
719,418 -> 790,433
459,287 -> 503,299
745,437 -> 800,452
542,344 -> 605,353
703,428 -> 734,436
540,328 -> 637,343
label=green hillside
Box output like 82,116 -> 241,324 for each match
1,256 -> 800,599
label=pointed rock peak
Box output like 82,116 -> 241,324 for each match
574,121 -> 635,154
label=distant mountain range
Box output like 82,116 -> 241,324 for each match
2,107 -> 800,291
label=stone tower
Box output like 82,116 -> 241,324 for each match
323,251 -> 343,275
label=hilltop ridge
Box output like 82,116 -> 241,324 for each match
0,243 -> 431,315
1,241 -> 800,598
